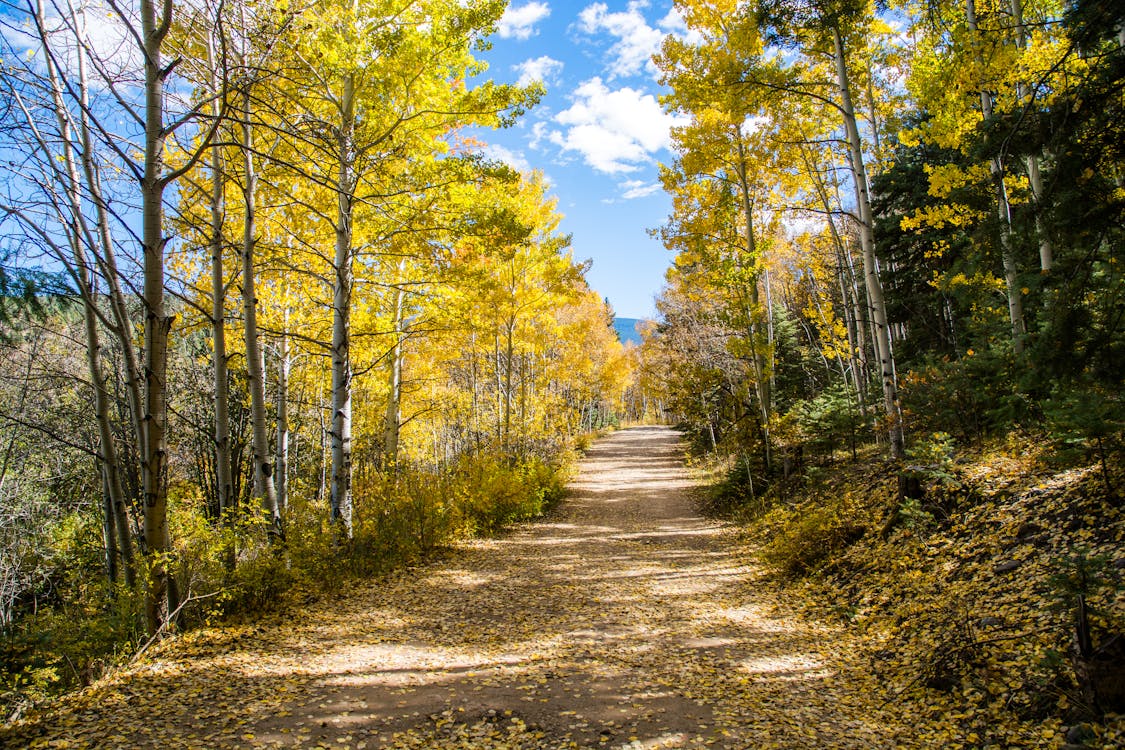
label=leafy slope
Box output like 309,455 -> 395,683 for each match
745,440 -> 1125,748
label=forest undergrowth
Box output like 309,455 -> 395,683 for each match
710,434 -> 1125,748
0,451 -> 575,722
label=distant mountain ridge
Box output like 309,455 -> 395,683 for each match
612,317 -> 644,346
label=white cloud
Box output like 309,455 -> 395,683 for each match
619,180 -> 662,199
513,55 -> 563,87
529,121 -> 550,150
3,3 -> 142,80
545,77 -> 687,174
498,2 -> 551,40
743,114 -> 770,135
782,215 -> 828,239
478,143 -> 532,174
656,6 -> 704,45
577,1 -> 665,80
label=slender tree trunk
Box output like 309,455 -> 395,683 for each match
833,25 -> 904,459
798,139 -> 870,415
82,293 -> 137,586
54,4 -> 148,521
966,0 -> 1026,352
79,115 -> 145,466
864,59 -> 883,165
99,473 -> 118,583
36,14 -> 137,587
1009,0 -> 1053,272
276,317 -> 290,513
207,32 -> 234,520
383,282 -> 405,470
1026,154 -> 1051,272
78,80 -> 137,588
55,8 -> 148,463
504,319 -> 515,453
764,266 -> 776,412
844,240 -> 871,402
318,404 -> 328,503
140,0 -> 181,634
835,244 -> 866,411
831,164 -> 874,404
519,353 -> 528,441
470,331 -> 480,452
238,103 -> 281,536
494,331 -> 503,445
735,139 -> 772,471
330,74 -> 356,538
77,261 -> 134,585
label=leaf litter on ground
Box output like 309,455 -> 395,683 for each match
2,426 -> 1122,749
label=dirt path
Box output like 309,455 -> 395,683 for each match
6,426 -> 906,749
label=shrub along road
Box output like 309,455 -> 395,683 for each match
7,427 -> 920,748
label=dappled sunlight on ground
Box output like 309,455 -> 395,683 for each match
2,426 -> 910,749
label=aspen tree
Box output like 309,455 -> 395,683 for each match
272,0 -> 537,534
33,1 -> 137,587
135,0 -> 225,632
829,22 -> 904,458
965,0 -> 1026,352
204,21 -> 235,520
232,13 -> 283,533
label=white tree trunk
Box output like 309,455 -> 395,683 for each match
967,0 -> 1026,351
276,313 -> 290,513
238,105 -> 281,535
29,3 -> 138,588
383,282 -> 406,470
1008,0 -> 1053,272
833,25 -> 904,459
734,139 -> 772,470
797,140 -> 869,414
140,0 -> 182,634
207,30 -> 234,520
330,74 -> 356,537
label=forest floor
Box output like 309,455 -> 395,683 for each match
1,426 -> 1102,749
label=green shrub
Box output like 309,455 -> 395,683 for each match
893,431 -> 973,529
899,351 -> 1028,444
704,457 -> 767,519
1045,382 -> 1124,494
1,577 -> 143,720
787,383 -> 866,458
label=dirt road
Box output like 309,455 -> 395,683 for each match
5,426 -> 903,749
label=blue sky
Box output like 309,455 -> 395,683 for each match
472,1 -> 695,319
0,1 -> 688,319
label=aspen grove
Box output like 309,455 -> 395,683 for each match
0,0 -> 1122,740
0,0 -> 629,706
